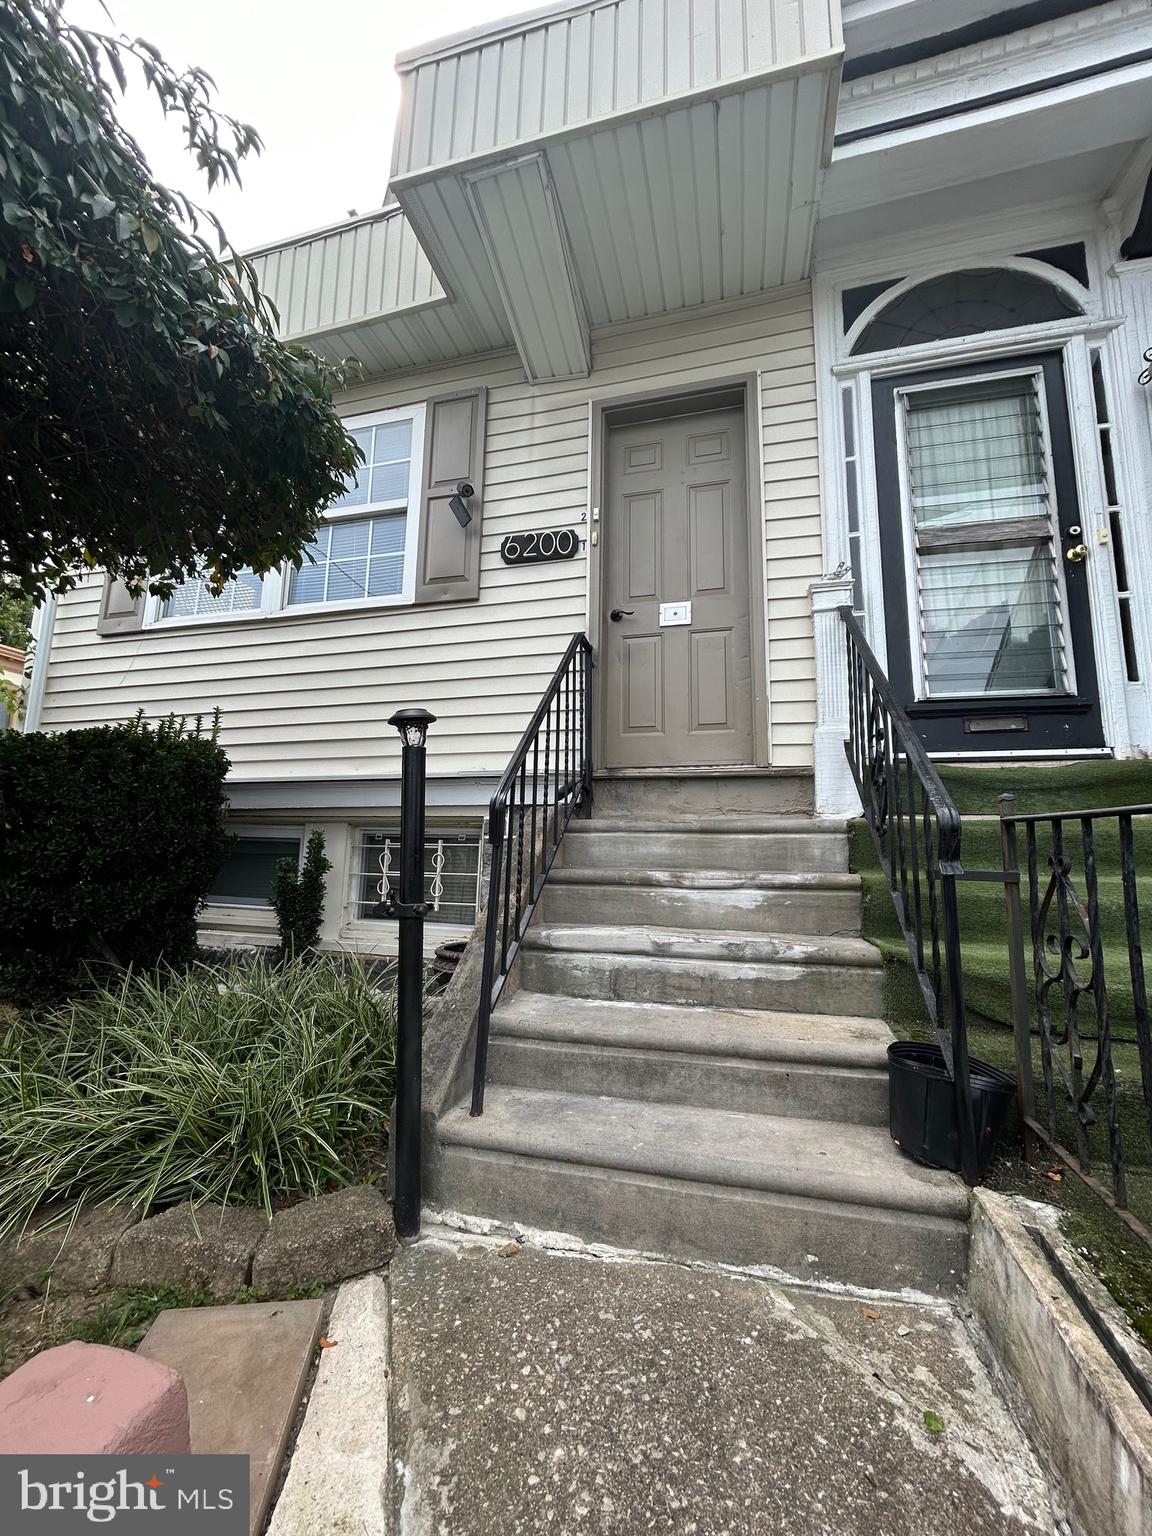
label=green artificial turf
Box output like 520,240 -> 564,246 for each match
938,759 -> 1152,816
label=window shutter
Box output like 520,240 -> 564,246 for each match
96,575 -> 146,636
415,387 -> 487,605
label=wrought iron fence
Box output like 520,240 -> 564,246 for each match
841,608 -> 980,1183
471,633 -> 593,1115
999,796 -> 1152,1243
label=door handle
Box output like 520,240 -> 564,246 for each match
609,608 -> 634,622
1065,544 -> 1088,564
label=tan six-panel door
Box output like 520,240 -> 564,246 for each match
602,407 -> 754,769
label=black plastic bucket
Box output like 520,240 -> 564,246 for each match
887,1042 -> 1015,1177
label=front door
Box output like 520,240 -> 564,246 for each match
602,406 -> 754,769
872,353 -> 1103,754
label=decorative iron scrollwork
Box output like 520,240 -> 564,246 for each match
1032,853 -> 1102,1136
1140,346 -> 1152,388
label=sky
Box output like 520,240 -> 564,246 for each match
63,0 -> 522,251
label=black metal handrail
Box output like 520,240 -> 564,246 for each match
471,633 -> 593,1115
840,608 -> 979,1184
999,795 -> 1152,1247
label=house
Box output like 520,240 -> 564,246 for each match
23,0 -> 1152,958
0,644 -> 24,729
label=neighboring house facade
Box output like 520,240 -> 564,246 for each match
23,0 -> 1152,952
0,644 -> 25,730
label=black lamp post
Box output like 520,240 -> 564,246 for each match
378,706 -> 436,1238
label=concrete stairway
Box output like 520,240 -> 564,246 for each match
435,799 -> 969,1294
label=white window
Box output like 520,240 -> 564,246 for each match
206,828 -> 303,908
143,404 -> 425,626
286,405 -> 425,613
352,826 -> 483,927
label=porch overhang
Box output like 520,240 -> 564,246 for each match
390,0 -> 843,381
246,207 -> 508,375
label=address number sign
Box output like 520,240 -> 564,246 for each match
500,528 -> 581,565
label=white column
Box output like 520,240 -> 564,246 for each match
809,571 -> 859,819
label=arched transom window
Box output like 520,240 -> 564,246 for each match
851,268 -> 1082,355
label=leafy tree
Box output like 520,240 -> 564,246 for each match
272,829 -> 331,962
0,580 -> 33,649
0,1 -> 359,599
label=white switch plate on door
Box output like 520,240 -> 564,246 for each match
659,601 -> 691,626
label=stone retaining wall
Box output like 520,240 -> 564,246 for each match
0,1186 -> 396,1302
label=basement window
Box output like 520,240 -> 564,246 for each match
207,829 -> 302,908
353,826 -> 483,925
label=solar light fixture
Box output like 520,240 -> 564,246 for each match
449,480 -> 475,528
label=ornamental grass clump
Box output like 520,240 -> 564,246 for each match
0,956 -> 396,1237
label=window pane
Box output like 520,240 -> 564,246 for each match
369,460 -> 409,504
371,512 -> 406,555
356,828 -> 481,925
330,519 -> 370,560
163,568 -> 263,620
905,381 -> 1047,529
327,559 -> 369,601
367,557 -> 404,597
286,514 -> 407,606
919,545 -> 1065,697
371,420 -> 412,463
208,836 -> 300,906
289,561 -> 326,605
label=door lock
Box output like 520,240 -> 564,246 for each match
1065,544 -> 1088,563
609,608 -> 634,622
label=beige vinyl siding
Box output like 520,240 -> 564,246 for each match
40,287 -> 823,776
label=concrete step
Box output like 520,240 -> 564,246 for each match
562,818 -> 848,873
435,1086 -> 969,1293
519,924 -> 885,1017
543,866 -> 862,936
592,770 -> 813,818
487,991 -> 889,1122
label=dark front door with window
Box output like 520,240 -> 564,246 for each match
872,353 -> 1103,754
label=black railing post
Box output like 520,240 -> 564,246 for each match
387,706 -> 435,1239
999,793 -> 1038,1162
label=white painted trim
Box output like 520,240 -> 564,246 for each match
21,591 -> 56,735
832,55 -> 1152,164
835,317 -> 1123,379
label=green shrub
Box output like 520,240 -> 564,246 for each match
0,712 -> 229,1003
272,828 -> 331,960
0,956 -> 398,1234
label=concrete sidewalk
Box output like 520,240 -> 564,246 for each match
389,1229 -> 1067,1536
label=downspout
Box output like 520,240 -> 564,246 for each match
22,590 -> 57,733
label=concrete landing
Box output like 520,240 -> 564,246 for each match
140,1299 -> 323,1534
390,1235 -> 1065,1536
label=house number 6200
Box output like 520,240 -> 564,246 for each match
500,528 -> 580,565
